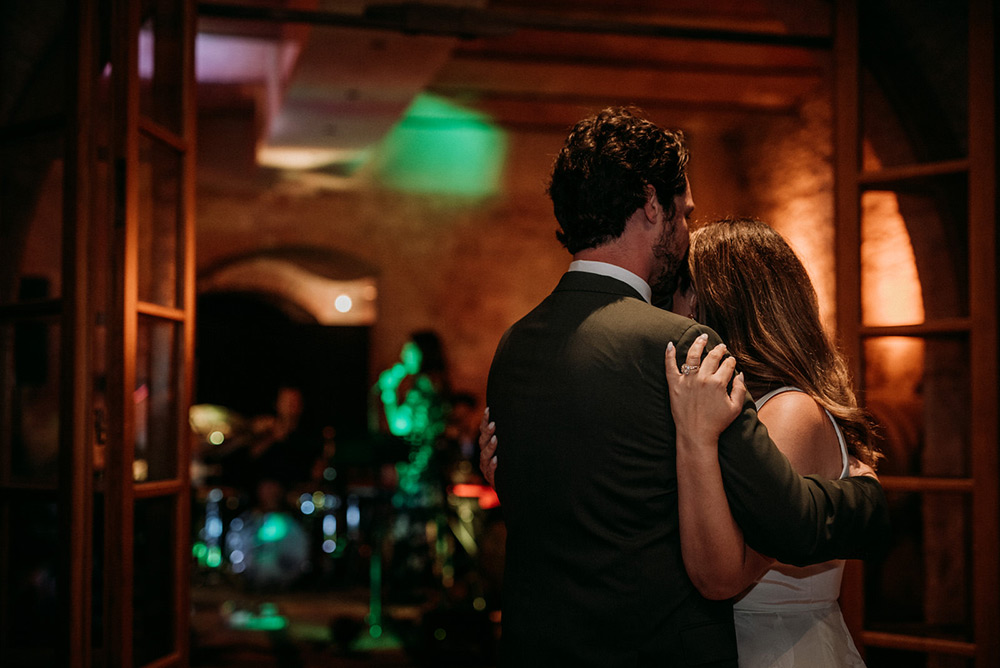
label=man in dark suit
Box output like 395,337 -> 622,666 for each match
485,107 -> 889,667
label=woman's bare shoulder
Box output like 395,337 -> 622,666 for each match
757,391 -> 843,478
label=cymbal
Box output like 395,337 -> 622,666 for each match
189,403 -> 249,437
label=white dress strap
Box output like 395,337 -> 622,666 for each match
753,385 -> 802,411
755,386 -> 850,479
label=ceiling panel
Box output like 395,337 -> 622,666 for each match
197,0 -> 834,164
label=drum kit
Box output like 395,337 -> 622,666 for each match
188,402 -> 503,604
190,404 -> 317,588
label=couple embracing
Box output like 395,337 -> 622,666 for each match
480,107 -> 889,667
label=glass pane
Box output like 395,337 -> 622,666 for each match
861,179 -> 968,327
0,131 -> 64,305
864,647 -> 972,668
865,491 -> 973,643
92,492 -> 105,653
138,135 -> 180,308
0,319 -> 61,485
860,0 -> 968,169
90,155 -> 111,485
135,315 -> 179,482
134,495 -> 176,664
864,336 -> 970,477
0,2 -> 71,128
1,498 -> 59,666
139,0 -> 185,135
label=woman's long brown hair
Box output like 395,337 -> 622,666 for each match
687,217 -> 882,468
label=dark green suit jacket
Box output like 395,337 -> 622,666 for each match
486,271 -> 889,667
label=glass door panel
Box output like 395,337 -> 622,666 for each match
0,18 -> 68,659
133,495 -> 177,664
115,0 -> 194,664
1,496 -> 60,664
859,1 -> 969,168
139,0 -> 185,135
863,336 -> 971,478
860,180 -> 969,328
135,315 -> 180,483
842,1 -> 997,665
2,0 -> 194,664
0,131 -> 65,305
1,318 -> 61,485
138,135 -> 181,309
866,490 -> 973,642
0,1 -> 72,129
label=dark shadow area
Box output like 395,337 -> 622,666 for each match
195,291 -> 369,442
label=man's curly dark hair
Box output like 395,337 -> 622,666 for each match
548,107 -> 689,254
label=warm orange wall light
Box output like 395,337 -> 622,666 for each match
859,148 -> 925,400
861,192 -> 925,327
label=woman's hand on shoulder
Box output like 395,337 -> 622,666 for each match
479,407 -> 498,487
665,333 -> 746,446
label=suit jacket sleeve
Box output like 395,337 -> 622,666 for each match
674,326 -> 891,566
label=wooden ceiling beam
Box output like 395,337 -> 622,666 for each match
437,95 -> 799,133
452,29 -> 825,71
430,59 -> 822,111
197,1 -> 831,48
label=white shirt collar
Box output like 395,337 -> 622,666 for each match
568,260 -> 652,304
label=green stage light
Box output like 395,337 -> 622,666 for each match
206,545 -> 222,569
257,513 -> 291,543
375,94 -> 507,197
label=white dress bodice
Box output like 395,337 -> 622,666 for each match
734,386 -> 850,613
731,387 -> 866,668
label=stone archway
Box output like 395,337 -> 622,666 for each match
194,245 -> 376,459
198,246 -> 379,326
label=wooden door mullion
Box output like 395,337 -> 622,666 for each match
61,0 -> 97,664
105,0 -> 141,664
968,1 -> 998,665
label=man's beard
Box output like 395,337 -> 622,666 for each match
650,241 -> 689,309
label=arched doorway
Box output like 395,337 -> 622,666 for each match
194,246 -> 377,480
194,290 -> 370,449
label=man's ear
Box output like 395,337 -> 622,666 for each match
642,184 -> 660,223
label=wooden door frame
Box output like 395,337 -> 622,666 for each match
104,0 -> 141,662
831,0 -> 865,650
103,0 -> 197,665
0,1 -> 195,665
834,0 -> 999,664
967,0 -> 998,664
60,0 -> 98,664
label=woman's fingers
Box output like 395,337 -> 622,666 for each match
478,407 -> 498,485
669,336 -> 733,382
478,408 -> 493,449
684,333 -> 709,370
665,341 -> 680,379
717,354 -> 737,378
481,439 -> 497,469
699,343 -> 728,375
481,432 -> 497,460
729,370 -> 746,407
481,453 -> 497,487
479,430 -> 497,487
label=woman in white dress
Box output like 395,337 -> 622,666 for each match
664,217 -> 881,667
